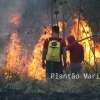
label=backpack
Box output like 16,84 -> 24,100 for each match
46,40 -> 61,62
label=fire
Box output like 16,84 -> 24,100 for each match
58,21 -> 63,32
26,19 -> 99,80
10,15 -> 20,27
58,21 -> 67,38
3,18 -> 99,80
27,26 -> 52,80
71,17 -> 100,65
95,44 -> 100,62
5,32 -> 22,74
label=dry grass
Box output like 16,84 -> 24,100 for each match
0,64 -> 100,94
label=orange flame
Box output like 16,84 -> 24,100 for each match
71,17 -> 100,65
27,26 -> 52,80
95,44 -> 100,62
5,32 -> 22,73
4,18 -> 100,80
10,15 -> 20,27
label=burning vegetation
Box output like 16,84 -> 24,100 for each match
9,14 -> 21,28
71,17 -> 100,66
27,26 -> 52,80
0,16 -> 100,80
4,32 -> 24,80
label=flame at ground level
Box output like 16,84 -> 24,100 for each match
5,32 -> 22,72
71,17 -> 100,65
27,26 -> 52,80
3,18 -> 100,80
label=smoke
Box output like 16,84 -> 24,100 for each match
0,0 -> 25,38
80,0 -> 100,33
0,0 -> 99,49
0,0 -> 26,64
58,0 -> 100,34
0,0 -> 99,66
18,0 -> 52,48
0,0 -> 100,38
19,0 -> 51,34
0,0 -> 25,51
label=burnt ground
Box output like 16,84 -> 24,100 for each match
0,90 -> 100,100
0,79 -> 100,100
0,63 -> 100,100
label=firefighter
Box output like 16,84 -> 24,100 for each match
42,25 -> 66,79
67,35 -> 84,74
